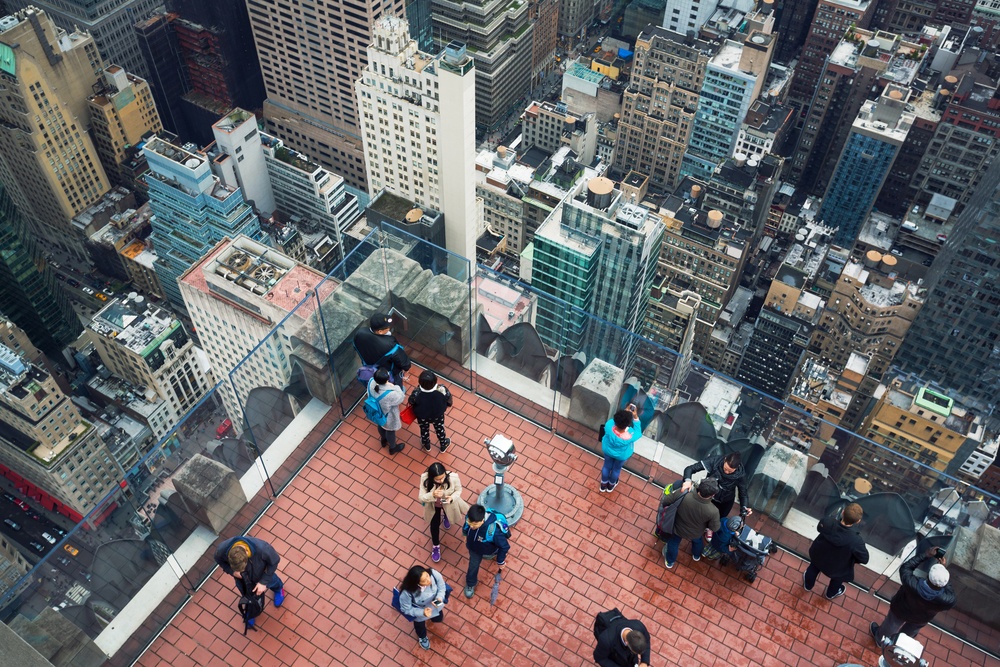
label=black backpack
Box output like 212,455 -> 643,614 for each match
238,591 -> 267,635
593,607 -> 624,641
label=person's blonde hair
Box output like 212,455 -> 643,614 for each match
228,544 -> 249,572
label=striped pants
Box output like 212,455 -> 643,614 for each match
418,416 -> 448,447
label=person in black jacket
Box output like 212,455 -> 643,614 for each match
681,451 -> 749,518
214,536 -> 287,628
870,547 -> 956,644
803,503 -> 869,600
354,313 -> 411,383
594,614 -> 651,667
408,370 -> 452,452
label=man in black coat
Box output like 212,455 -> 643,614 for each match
354,312 -> 411,383
214,536 -> 287,627
681,451 -> 749,518
870,547 -> 956,644
594,614 -> 651,667
803,502 -> 869,600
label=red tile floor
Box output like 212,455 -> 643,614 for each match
136,385 -> 999,667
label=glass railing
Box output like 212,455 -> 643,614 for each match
2,228 -> 997,664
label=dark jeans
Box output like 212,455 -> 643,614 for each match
430,506 -> 442,546
465,550 -> 496,587
875,609 -> 927,641
713,494 -> 735,519
377,425 -> 398,450
663,534 -> 703,565
413,609 -> 445,639
804,563 -> 846,598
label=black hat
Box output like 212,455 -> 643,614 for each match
370,313 -> 392,331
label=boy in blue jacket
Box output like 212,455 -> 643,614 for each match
462,504 -> 510,598
600,405 -> 641,492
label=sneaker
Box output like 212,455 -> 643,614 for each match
389,445 -> 404,455
245,617 -> 255,628
431,545 -> 441,563
380,438 -> 388,448
274,588 -> 286,607
802,571 -> 813,592
440,439 -> 450,453
692,554 -> 701,562
422,442 -> 432,452
608,482 -> 618,492
869,622 -> 880,644
463,586 -> 475,598
600,482 -> 609,493
442,516 -> 451,530
418,637 -> 430,650
826,585 -> 845,600
662,550 -> 675,569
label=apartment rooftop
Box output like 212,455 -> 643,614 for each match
90,296 -> 178,357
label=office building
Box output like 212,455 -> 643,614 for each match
0,184 -> 82,359
247,0 -> 406,191
406,0 -> 434,51
0,345 -> 121,522
735,307 -> 812,398
207,109 -> 276,216
261,132 -> 361,271
88,294 -> 213,436
684,33 -> 774,180
734,100 -> 793,159
789,29 -> 923,195
895,157 -> 1000,414
701,154 -> 782,241
875,0 -> 975,33
0,8 -> 111,260
820,92 -> 914,247
143,136 -> 263,311
772,0 -> 819,63
134,14 -> 191,140
357,17 -> 478,260
874,88 -> 939,219
662,0 -> 724,33
87,66 -> 163,191
3,0 -> 160,78
531,176 -> 664,363
430,0 -> 533,133
83,197 -> 154,283
530,0 -> 560,86
178,236 -> 330,430
613,27 -> 714,193
559,0 -> 596,41
772,357 -> 853,456
521,100 -> 598,165
787,0 -> 876,110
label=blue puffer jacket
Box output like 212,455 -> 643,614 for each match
601,418 -> 641,461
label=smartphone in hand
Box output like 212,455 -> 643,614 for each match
432,599 -> 443,608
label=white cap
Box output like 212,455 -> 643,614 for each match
928,563 -> 949,587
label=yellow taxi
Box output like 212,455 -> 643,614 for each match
64,544 -> 79,556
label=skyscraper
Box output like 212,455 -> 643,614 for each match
0,8 -> 111,260
613,27 -> 714,193
246,0 -> 406,191
736,308 -> 812,398
531,176 -> 664,363
0,184 -> 82,359
357,17 -> 478,261
895,156 -> 1000,415
143,136 -> 263,310
431,0 -> 533,133
820,91 -> 914,247
3,0 -> 161,78
208,109 -> 276,216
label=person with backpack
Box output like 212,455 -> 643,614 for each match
213,535 -> 287,630
419,462 -> 470,563
408,370 -> 453,453
660,477 -> 721,569
462,503 -> 510,599
354,312 -> 411,384
367,368 -> 406,454
600,405 -> 641,493
396,565 -> 449,650
593,609 -> 652,667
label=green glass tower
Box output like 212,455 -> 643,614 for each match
0,183 -> 82,357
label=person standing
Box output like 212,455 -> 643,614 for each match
803,502 -> 869,600
660,477 -> 721,569
408,370 -> 453,453
418,462 -> 470,563
600,405 -> 641,493
681,451 -> 749,518
368,368 -> 406,454
462,504 -> 510,598
594,613 -> 652,667
213,536 -> 287,628
870,547 -> 956,644
397,566 -> 449,650
354,312 -> 411,384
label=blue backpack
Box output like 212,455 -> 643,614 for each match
364,388 -> 392,427
464,509 -> 511,543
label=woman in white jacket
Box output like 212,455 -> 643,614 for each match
418,462 -> 471,563
397,566 -> 448,650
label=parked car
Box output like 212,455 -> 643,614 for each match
63,544 -> 79,556
50,261 -> 60,269
57,556 -> 71,567
67,278 -> 80,288
104,288 -> 115,296
29,541 -> 44,552
56,273 -> 65,281
3,519 -> 19,531
14,499 -> 29,511
82,287 -> 95,295
42,532 -> 56,544
1,492 -> 13,502
95,292 -> 107,301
